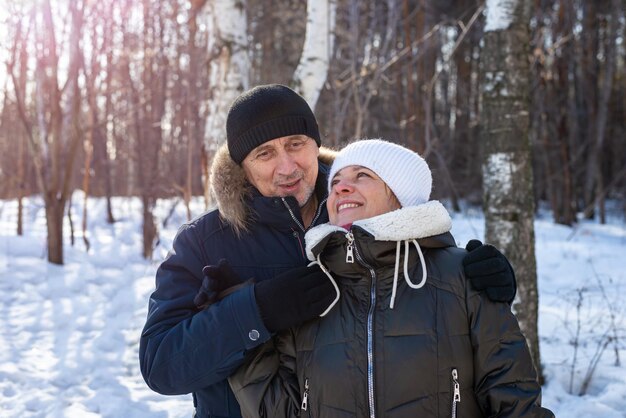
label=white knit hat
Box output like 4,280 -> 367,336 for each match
328,139 -> 432,207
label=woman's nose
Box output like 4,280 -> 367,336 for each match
333,180 -> 354,194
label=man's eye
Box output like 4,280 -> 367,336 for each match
256,151 -> 271,160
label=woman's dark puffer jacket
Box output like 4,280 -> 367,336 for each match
229,201 -> 554,418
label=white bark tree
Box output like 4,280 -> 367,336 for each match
293,0 -> 336,110
204,1 -> 249,144
480,0 -> 544,380
202,0 -> 249,203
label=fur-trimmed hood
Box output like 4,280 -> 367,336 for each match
209,143 -> 337,232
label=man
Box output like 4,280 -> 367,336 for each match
139,84 -> 515,418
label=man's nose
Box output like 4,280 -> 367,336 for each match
275,151 -> 298,175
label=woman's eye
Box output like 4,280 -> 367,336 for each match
357,172 -> 371,179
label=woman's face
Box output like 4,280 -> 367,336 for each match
327,165 -> 401,226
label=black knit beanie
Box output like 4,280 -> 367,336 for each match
226,84 -> 321,164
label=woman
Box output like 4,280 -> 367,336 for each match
229,139 -> 554,418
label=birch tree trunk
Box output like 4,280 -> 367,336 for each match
480,0 -> 544,381
293,0 -> 336,109
204,0 -> 249,202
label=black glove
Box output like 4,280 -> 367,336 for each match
254,265 -> 336,333
194,259 -> 252,309
463,239 -> 517,304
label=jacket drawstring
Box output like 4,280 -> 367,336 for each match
390,239 -> 427,309
311,238 -> 427,313
309,256 -> 341,317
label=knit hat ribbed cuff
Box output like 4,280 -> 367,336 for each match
229,115 -> 320,164
226,84 -> 321,164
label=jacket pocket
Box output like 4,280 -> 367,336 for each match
451,368 -> 461,418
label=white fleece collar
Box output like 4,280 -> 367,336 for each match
305,200 -> 451,261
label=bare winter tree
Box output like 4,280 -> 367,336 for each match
9,0 -> 86,264
325,0 -> 404,142
138,0 -> 170,259
531,0 -> 576,226
84,0 -> 117,225
151,1 -> 203,220
582,0 -> 620,223
3,8 -> 31,235
480,0 -> 543,380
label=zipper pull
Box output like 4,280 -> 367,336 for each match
345,232 -> 355,263
452,368 -> 461,403
301,378 -> 309,411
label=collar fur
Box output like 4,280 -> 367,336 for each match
304,201 -> 452,260
209,143 -> 337,233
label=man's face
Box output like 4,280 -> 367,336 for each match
241,135 -> 320,207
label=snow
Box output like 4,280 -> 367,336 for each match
0,193 -> 195,418
1,194 -> 625,417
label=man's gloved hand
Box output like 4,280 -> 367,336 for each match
463,239 -> 517,304
254,265 -> 336,333
194,259 -> 252,309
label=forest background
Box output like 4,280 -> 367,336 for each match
1,0 -> 624,251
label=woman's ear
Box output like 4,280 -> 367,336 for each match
385,185 -> 401,209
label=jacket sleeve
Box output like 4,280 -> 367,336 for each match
228,330 -> 301,418
139,223 -> 272,395
467,286 -> 554,417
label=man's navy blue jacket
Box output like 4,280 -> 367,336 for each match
139,144 -> 330,418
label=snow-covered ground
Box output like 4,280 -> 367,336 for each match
0,194 -> 624,417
